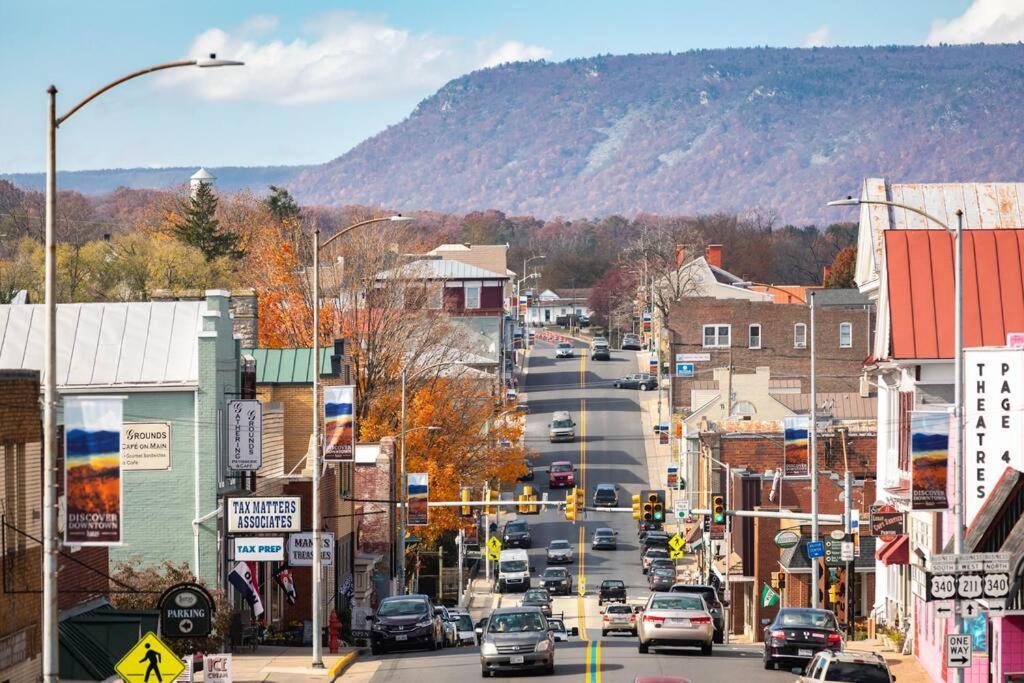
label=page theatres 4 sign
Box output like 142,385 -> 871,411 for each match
158,582 -> 215,638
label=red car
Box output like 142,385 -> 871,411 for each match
548,461 -> 575,488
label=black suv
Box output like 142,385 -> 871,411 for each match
593,483 -> 619,507
502,519 -> 533,548
670,584 -> 726,643
367,594 -> 443,655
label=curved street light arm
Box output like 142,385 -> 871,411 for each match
826,197 -> 952,233
58,60 -> 196,126
320,215 -> 412,250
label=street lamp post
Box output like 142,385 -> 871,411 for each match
828,197 -> 964,676
311,215 -> 412,666
41,54 -> 242,682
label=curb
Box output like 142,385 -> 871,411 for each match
327,650 -> 358,680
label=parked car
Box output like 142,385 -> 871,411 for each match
502,520 -> 533,548
598,579 -> 627,606
546,616 -> 579,642
637,520 -> 664,538
762,608 -> 844,671
639,531 -> 671,552
591,527 -> 618,550
541,567 -> 573,595
593,483 -> 619,507
602,603 -> 639,636
478,606 -> 555,677
799,650 -> 894,683
669,585 -> 725,644
521,588 -> 553,617
548,461 -> 576,488
546,538 -> 575,564
448,609 -> 477,646
367,594 -> 444,655
648,566 -> 677,591
622,333 -> 643,350
641,547 -> 670,574
548,411 -> 576,442
556,342 -> 574,358
647,558 -> 676,574
591,340 -> 611,360
637,592 -> 714,656
613,373 -> 657,390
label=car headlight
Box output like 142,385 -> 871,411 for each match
481,641 -> 498,655
535,639 -> 552,652
416,618 -> 433,628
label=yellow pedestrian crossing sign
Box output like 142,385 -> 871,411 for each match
487,536 -> 502,560
115,631 -> 185,682
668,533 -> 685,552
670,549 -> 685,560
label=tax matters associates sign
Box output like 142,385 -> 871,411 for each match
227,496 -> 301,534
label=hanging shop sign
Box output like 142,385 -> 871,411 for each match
234,536 -> 285,562
121,422 -> 171,471
226,496 -> 300,534
227,400 -> 262,471
287,532 -> 335,566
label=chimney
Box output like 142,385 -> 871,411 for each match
190,167 -> 215,198
674,244 -> 686,268
705,244 -> 723,269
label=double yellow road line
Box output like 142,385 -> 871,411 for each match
577,354 -> 601,682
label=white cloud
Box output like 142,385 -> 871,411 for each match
927,0 -> 1024,44
803,25 -> 832,48
159,12 -> 551,105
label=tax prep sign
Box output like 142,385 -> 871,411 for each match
235,537 -> 285,561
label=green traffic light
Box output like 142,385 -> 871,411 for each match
654,512 -> 663,521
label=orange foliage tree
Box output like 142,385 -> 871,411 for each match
361,376 -> 531,545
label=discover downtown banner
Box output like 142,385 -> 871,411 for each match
783,415 -> 809,477
323,385 -> 355,462
64,396 -> 124,545
408,473 -> 429,527
910,411 -> 950,511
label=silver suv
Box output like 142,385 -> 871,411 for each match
478,606 -> 555,677
548,411 -> 576,442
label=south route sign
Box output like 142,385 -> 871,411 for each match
115,632 -> 186,682
945,634 -> 972,669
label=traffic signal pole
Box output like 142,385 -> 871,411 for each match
809,291 -> 821,609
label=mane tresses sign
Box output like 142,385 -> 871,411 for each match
227,496 -> 301,534
965,348 -> 1024,526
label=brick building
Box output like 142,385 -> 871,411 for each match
667,296 -> 873,410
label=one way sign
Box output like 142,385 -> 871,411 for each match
945,634 -> 973,669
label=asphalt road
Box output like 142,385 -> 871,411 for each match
348,339 -> 784,683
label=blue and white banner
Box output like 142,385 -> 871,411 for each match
324,385 -> 355,462
64,397 -> 124,546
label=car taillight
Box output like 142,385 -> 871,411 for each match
691,616 -> 712,624
771,630 -> 787,640
602,615 -> 609,621
630,614 -> 636,622
644,615 -> 665,624
827,633 -> 842,644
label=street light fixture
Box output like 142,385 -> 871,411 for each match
310,213 -> 412,667
40,54 -> 242,683
828,195 -> 964,664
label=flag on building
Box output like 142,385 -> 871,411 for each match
761,583 -> 780,608
273,563 -> 297,605
229,561 -> 265,617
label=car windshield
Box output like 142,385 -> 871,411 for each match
653,568 -> 675,577
779,611 -> 838,629
558,343 -> 571,349
673,587 -> 718,604
824,663 -> 890,683
548,619 -> 566,632
488,612 -> 546,633
602,581 -> 624,588
377,599 -> 428,617
597,486 -> 615,495
549,540 -> 570,549
647,549 -> 669,557
651,596 -> 704,611
551,463 -> 573,472
524,590 -> 549,602
454,614 -> 473,631
500,560 -> 528,573
607,605 -> 632,614
595,529 -> 614,536
552,419 -> 573,428
543,569 -> 567,578
507,522 -> 528,533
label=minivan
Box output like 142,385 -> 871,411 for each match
548,411 -> 576,442
496,548 -> 533,593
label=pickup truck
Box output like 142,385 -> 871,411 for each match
597,579 -> 627,606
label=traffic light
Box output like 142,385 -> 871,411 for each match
460,486 -> 472,517
575,486 -> 585,515
771,571 -> 786,590
565,487 -> 577,521
640,489 -> 664,523
712,495 -> 725,524
828,584 -> 840,604
631,494 -> 642,520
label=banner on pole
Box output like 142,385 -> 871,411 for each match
408,473 -> 429,526
324,385 -> 356,462
910,411 -> 950,511
783,416 -> 809,477
64,396 -> 123,545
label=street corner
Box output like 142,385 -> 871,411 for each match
328,649 -> 360,680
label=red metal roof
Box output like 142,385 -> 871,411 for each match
885,229 -> 1024,359
875,534 -> 909,566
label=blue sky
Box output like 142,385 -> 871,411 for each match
0,0 -> 1012,173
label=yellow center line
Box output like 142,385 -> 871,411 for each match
580,352 -> 586,387
595,640 -> 602,683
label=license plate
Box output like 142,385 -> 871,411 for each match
395,634 -> 408,641
509,655 -> 525,664
669,618 -> 691,626
798,648 -> 813,657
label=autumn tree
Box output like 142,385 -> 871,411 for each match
824,245 -> 857,288
172,181 -> 243,261
619,218 -> 706,325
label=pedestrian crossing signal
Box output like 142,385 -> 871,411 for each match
712,495 -> 725,524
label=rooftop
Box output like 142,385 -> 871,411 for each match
378,258 -> 507,281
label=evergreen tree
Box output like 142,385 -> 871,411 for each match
172,182 -> 243,261
265,185 -> 301,223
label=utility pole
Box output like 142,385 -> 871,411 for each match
809,291 -> 820,609
724,463 -> 732,645
843,470 -> 852,634
952,209 -> 965,683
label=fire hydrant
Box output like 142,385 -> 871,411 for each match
328,611 -> 341,653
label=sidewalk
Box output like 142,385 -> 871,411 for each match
845,638 -> 933,683
194,646 -> 358,682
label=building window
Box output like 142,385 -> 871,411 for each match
464,285 -> 481,310
748,324 -> 762,349
702,324 -> 730,348
544,309 -> 551,322
898,390 -> 914,473
839,322 -> 852,348
794,323 -> 807,348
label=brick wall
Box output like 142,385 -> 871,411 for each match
709,430 -> 876,481
668,297 -> 873,409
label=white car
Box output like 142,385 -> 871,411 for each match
447,609 -> 477,646
556,342 -> 574,358
546,539 -> 575,564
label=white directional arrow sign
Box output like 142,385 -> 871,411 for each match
933,601 -> 955,619
961,600 -> 982,620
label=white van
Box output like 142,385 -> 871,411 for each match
497,548 -> 532,593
